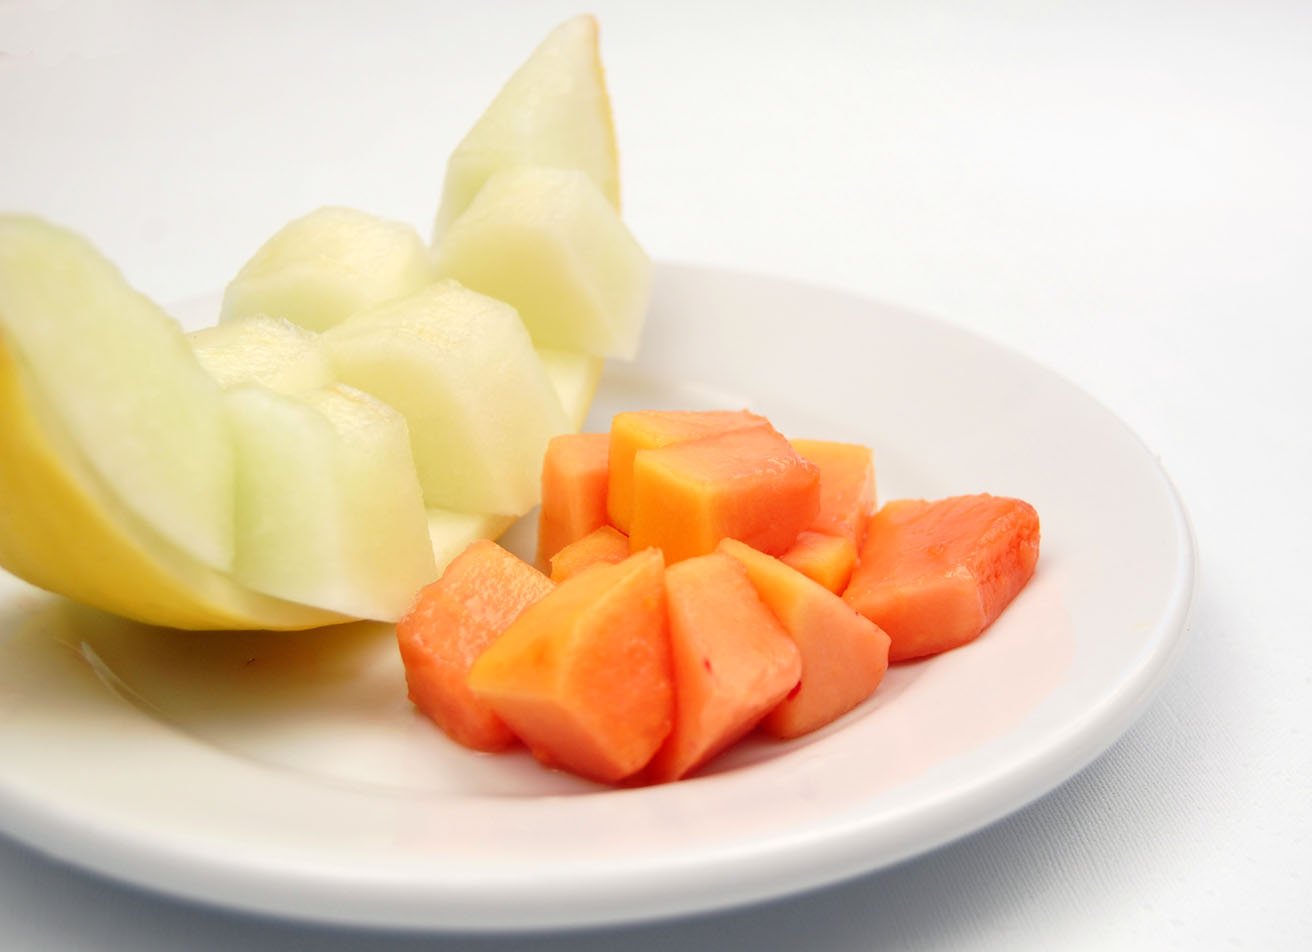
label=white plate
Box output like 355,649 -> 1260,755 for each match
0,264 -> 1194,932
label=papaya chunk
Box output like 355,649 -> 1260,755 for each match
396,540 -> 553,752
719,538 -> 890,739
468,548 -> 672,783
649,552 -> 802,782
549,523 -> 631,582
628,426 -> 820,564
842,494 -> 1041,661
779,530 -> 858,594
606,409 -> 770,533
536,431 -> 610,568
790,438 -> 876,547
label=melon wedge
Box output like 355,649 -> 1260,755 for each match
319,280 -> 571,515
0,215 -> 234,571
433,14 -> 619,238
221,207 -> 434,333
225,384 -> 435,621
0,329 -> 347,631
434,166 -> 652,359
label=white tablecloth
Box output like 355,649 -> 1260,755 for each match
1,1 -> 1308,948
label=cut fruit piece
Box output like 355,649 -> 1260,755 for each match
780,530 -> 858,594
719,538 -> 890,739
467,549 -> 672,784
549,524 -> 630,583
537,431 -> 611,567
790,439 -> 876,548
221,206 -> 434,333
648,552 -> 802,782
433,14 -> 619,237
537,347 -> 604,431
427,509 -> 517,574
434,166 -> 651,360
189,313 -> 334,393
0,215 -> 234,571
0,329 -> 347,631
224,383 -> 435,621
843,495 -> 1041,661
629,427 -> 821,564
319,280 -> 571,516
607,409 -> 771,534
397,540 -> 554,752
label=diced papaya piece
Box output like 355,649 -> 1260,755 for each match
536,431 -> 610,568
549,524 -> 630,582
842,494 -> 1040,662
790,438 -> 876,548
718,538 -> 890,739
648,553 -> 802,782
629,427 -> 820,564
467,549 -> 672,783
396,540 -> 553,752
606,409 -> 770,533
780,530 -> 858,594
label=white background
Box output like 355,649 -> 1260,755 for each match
1,0 -> 1309,948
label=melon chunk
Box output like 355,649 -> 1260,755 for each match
537,431 -> 611,567
434,166 -> 651,360
538,347 -> 604,430
221,207 -> 434,333
607,409 -> 772,534
842,495 -> 1041,661
790,439 -> 876,548
433,14 -> 620,237
719,538 -> 890,739
225,383 -> 435,621
468,549 -> 672,784
0,215 -> 234,571
427,509 -> 517,573
649,552 -> 802,782
629,427 -> 821,564
398,540 -> 554,752
549,525 -> 630,583
319,280 -> 571,516
189,313 -> 334,393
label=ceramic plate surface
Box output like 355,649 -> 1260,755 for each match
0,264 -> 1194,930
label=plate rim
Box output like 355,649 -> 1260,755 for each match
0,262 -> 1198,931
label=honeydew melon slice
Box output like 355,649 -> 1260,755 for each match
434,166 -> 651,360
189,313 -> 334,392
0,215 -> 234,571
221,207 -> 434,333
0,330 -> 348,631
319,280 -> 571,516
433,14 -> 620,238
225,384 -> 436,621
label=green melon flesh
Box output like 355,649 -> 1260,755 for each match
225,383 -> 436,621
434,167 -> 651,359
221,207 -> 434,333
189,313 -> 334,392
319,280 -> 571,516
0,215 -> 234,571
433,14 -> 620,238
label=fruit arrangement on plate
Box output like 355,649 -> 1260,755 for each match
0,16 -> 1040,788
